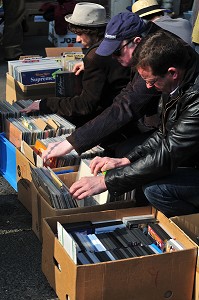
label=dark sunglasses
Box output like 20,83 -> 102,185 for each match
113,39 -> 133,57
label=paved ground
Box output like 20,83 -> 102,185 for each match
0,31 -> 59,299
0,177 -> 58,300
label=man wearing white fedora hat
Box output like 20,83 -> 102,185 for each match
131,0 -> 193,47
22,3 -> 130,128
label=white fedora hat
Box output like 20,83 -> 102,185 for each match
65,2 -> 109,27
132,0 -> 167,18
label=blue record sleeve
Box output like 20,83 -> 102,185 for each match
20,67 -> 62,85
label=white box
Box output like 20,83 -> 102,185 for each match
48,21 -> 82,47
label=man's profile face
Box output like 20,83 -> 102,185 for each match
76,33 -> 93,48
113,40 -> 137,67
137,66 -> 175,94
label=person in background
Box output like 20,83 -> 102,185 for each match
2,0 -> 25,60
131,0 -> 193,47
40,0 -> 76,36
21,3 -> 130,128
69,30 -> 199,218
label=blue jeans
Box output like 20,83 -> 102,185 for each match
143,168 -> 199,217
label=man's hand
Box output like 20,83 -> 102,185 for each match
90,156 -> 130,176
70,176 -> 107,200
20,100 -> 40,113
42,140 -> 74,163
72,61 -> 84,75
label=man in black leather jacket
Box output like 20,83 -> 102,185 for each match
70,30 -> 199,218
22,3 -> 130,128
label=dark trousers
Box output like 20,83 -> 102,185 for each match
143,167 -> 199,217
3,0 -> 25,59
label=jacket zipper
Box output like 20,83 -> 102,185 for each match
162,96 -> 180,134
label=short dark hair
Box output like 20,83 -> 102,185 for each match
68,23 -> 106,40
132,30 -> 190,76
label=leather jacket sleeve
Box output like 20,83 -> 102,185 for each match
105,92 -> 199,196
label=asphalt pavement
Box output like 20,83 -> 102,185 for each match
0,33 -> 59,299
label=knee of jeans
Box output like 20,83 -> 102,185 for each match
143,184 -> 150,195
142,184 -> 156,202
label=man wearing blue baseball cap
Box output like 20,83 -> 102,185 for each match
96,11 -> 147,57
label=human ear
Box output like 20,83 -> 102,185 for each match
133,37 -> 142,44
168,67 -> 178,79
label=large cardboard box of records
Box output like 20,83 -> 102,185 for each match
16,140 -> 77,214
31,172 -> 134,241
170,213 -> 199,300
16,139 -> 58,214
16,142 -> 48,214
6,72 -> 55,103
16,140 -> 134,238
6,47 -> 82,103
42,207 -> 197,300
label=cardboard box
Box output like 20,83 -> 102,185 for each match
5,118 -> 45,149
45,46 -> 82,57
5,114 -> 75,148
170,214 -> 199,300
31,174 -> 134,241
16,140 -> 69,212
48,21 -> 82,47
42,207 -> 197,300
53,32 -> 80,48
16,147 -> 35,213
6,72 -> 55,103
16,142 -> 78,214
17,139 -> 45,213
6,47 -> 82,103
6,118 -> 23,149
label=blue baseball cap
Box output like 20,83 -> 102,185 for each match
96,12 -> 147,56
